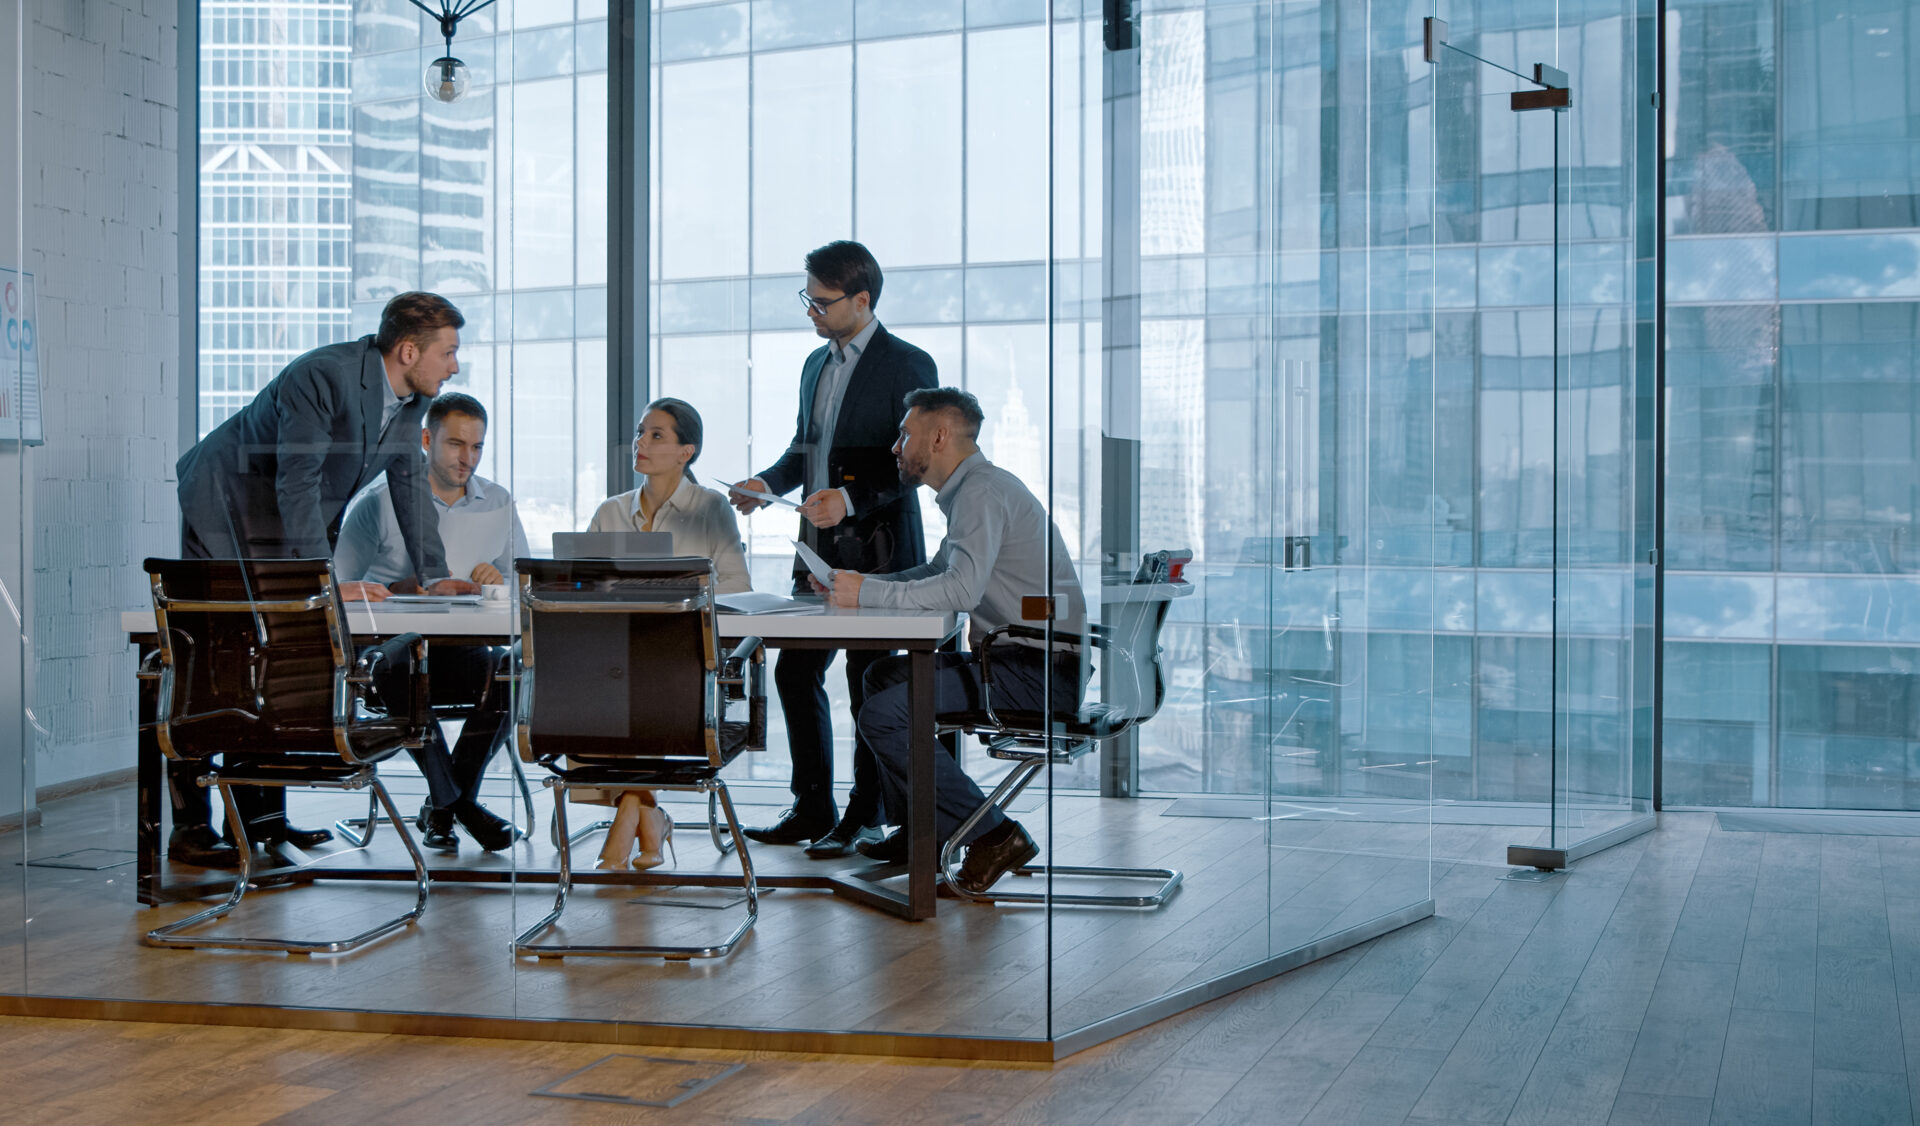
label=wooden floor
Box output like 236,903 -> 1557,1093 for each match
0,776 -> 1445,1040
6,810 -> 1920,1123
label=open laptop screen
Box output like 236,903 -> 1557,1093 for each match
550,531 -> 674,559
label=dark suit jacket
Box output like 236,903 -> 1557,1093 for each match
176,335 -> 447,577
756,324 -> 937,583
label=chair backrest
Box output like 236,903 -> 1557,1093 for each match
514,556 -> 725,768
1093,589 -> 1175,730
144,557 -> 358,761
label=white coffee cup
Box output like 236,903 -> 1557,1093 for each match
482,583 -> 509,602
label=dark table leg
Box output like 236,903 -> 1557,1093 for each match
907,646 -> 937,920
137,663 -> 162,907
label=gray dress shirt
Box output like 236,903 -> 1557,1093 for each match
857,451 -> 1086,648
336,471 -> 529,586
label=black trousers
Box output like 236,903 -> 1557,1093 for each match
859,647 -> 1083,844
371,643 -> 508,811
773,647 -> 893,825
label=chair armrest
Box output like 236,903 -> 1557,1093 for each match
720,635 -> 767,751
721,635 -> 764,680
356,632 -> 432,733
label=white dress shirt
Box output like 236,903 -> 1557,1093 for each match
586,473 -> 752,595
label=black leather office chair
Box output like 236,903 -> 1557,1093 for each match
937,582 -> 1184,907
510,556 -> 765,960
140,557 -> 433,953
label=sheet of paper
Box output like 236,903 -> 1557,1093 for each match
790,538 -> 837,589
726,481 -> 801,509
384,593 -> 485,605
715,591 -> 819,615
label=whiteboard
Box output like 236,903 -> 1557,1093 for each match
0,267 -> 42,444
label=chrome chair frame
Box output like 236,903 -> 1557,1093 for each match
140,558 -> 434,953
937,614 -> 1184,908
509,557 -> 764,960
335,652 -> 541,848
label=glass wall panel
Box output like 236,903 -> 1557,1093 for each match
17,0 -> 620,1023
0,0 -> 24,998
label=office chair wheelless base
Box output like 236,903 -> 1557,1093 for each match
514,776 -> 757,961
939,758 -> 1184,908
146,770 -> 431,953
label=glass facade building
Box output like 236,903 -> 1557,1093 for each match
1662,0 -> 1920,808
188,0 -> 1920,819
199,0 -> 611,550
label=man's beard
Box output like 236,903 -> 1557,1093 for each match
400,360 -> 442,397
898,455 -> 927,487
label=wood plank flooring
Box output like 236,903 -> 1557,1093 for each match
8,795 -> 1920,1122
0,778 -> 1445,1041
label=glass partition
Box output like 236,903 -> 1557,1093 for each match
0,0 -> 24,999
2,0 -> 1649,1057
1036,0 -> 1443,1043
1546,0 -> 1658,861
1421,0 -> 1656,868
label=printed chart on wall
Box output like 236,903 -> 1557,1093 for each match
0,267 -> 41,444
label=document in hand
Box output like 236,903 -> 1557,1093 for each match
790,538 -> 837,589
726,481 -> 801,509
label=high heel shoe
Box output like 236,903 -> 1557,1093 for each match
633,806 -> 676,870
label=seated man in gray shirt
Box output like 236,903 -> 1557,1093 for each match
816,387 -> 1088,894
335,392 -> 528,851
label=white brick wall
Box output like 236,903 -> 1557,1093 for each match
26,0 -> 178,780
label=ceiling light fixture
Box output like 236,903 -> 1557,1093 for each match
409,0 -> 497,103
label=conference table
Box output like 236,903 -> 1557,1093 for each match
121,599 -> 962,922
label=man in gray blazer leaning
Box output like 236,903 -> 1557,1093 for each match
167,291 -> 476,867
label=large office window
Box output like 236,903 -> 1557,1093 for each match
197,0 -> 610,550
1664,0 -> 1920,809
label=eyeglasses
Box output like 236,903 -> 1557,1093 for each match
797,288 -> 858,317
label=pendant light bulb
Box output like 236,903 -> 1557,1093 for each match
425,54 -> 469,102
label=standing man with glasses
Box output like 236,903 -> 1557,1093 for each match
731,240 -> 937,856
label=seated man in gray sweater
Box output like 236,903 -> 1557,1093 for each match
815,387 -> 1087,894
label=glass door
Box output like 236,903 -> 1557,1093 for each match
1427,3 -> 1656,868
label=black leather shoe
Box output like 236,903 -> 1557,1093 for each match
167,825 -> 241,868
269,824 -> 335,850
854,829 -> 909,864
420,809 -> 459,852
453,799 -> 514,852
956,822 -> 1038,894
743,801 -> 837,845
805,819 -> 885,859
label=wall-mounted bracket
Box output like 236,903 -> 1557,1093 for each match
1513,61 -> 1573,112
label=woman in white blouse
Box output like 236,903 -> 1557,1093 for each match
581,397 -> 753,869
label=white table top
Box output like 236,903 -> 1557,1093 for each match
122,602 -> 959,643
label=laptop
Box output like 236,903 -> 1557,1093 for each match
550,531 -> 674,559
